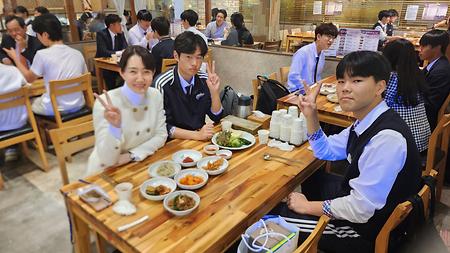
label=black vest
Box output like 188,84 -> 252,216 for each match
373,22 -> 385,50
340,109 -> 421,240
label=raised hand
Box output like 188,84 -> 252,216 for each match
206,61 -> 220,95
297,81 -> 322,118
14,34 -> 27,51
3,47 -> 17,62
197,122 -> 214,141
94,90 -> 121,128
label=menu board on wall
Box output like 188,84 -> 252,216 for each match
405,5 -> 419,21
313,1 -> 323,15
422,4 -> 448,20
323,28 -> 380,57
325,1 -> 343,15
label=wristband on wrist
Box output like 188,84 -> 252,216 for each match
322,199 -> 334,219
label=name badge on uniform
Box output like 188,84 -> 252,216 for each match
195,93 -> 205,100
347,153 -> 352,164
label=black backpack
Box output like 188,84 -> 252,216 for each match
220,85 -> 239,116
255,75 -> 290,115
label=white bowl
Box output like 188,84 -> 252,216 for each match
174,169 -> 208,190
203,144 -> 219,155
172,149 -> 203,167
215,149 -> 232,160
163,190 -> 200,216
148,160 -> 181,178
197,156 -> 229,176
140,177 -> 177,201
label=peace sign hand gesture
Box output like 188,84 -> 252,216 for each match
297,81 -> 322,118
94,90 -> 121,128
206,61 -> 220,96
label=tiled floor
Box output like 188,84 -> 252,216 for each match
0,148 -> 449,253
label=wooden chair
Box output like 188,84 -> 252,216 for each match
280,66 -> 291,85
204,48 -> 213,67
0,87 -> 49,189
161,58 -> 178,73
279,29 -> 289,49
438,93 -> 450,124
423,114 -> 450,201
49,121 -> 95,185
294,215 -> 330,253
375,169 -> 438,253
252,72 -> 278,110
262,40 -> 282,52
36,73 -> 94,149
82,44 -> 97,75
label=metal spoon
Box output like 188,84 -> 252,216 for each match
263,153 -> 304,165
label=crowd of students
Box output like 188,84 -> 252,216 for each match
0,5 -> 449,253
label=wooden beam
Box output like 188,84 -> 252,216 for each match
129,0 -> 137,25
205,0 -> 211,25
64,0 -> 79,42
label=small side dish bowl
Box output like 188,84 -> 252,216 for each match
174,169 -> 208,190
215,149 -> 232,160
163,190 -> 200,216
140,177 -> 177,201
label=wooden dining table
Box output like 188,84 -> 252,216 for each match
277,76 -> 355,128
94,57 -> 121,93
61,133 -> 324,253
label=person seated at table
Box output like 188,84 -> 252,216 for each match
95,14 -> 128,90
204,9 -> 230,39
287,23 -> 338,93
13,5 -> 32,25
34,6 -> 49,17
373,10 -> 390,50
386,9 -> 399,36
180,9 -> 208,45
87,46 -> 167,175
383,39 -> 431,154
0,63 -> 28,162
151,16 -> 174,77
76,12 -> 93,41
128,10 -> 156,50
0,16 -> 44,67
154,31 -> 223,141
418,30 -> 450,130
3,14 -> 87,116
272,51 -> 421,252
221,12 -> 253,47
88,12 -> 106,33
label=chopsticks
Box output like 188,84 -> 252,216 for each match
118,215 -> 149,232
100,172 -> 119,187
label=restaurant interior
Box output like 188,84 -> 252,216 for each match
0,0 -> 450,252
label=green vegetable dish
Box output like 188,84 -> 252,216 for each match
216,130 -> 252,148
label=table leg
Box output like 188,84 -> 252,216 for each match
72,209 -> 90,253
95,232 -> 107,253
95,64 -> 105,94
286,39 -> 291,53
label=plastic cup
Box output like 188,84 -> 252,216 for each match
258,129 -> 270,144
221,120 -> 232,131
115,182 -> 133,201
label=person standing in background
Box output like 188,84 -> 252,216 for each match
386,9 -> 399,36
372,10 -> 390,50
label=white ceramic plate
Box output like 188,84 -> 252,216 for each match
203,144 -> 219,155
197,156 -> 229,176
215,149 -> 232,160
174,169 -> 208,190
148,160 -> 181,178
172,150 -> 203,167
327,93 -> 339,103
140,177 -> 177,201
211,130 -> 256,150
163,190 -> 200,216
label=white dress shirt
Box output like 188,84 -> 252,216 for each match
308,101 -> 407,223
287,42 -> 325,93
186,26 -> 208,45
128,23 -> 158,50
374,21 -> 387,41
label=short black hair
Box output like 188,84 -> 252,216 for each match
136,9 -> 152,21
336,51 -> 391,84
123,10 -> 130,16
105,14 -> 122,28
32,14 -> 63,41
14,6 -> 28,16
151,16 -> 170,36
378,10 -> 391,21
217,9 -> 227,19
388,9 -> 399,17
34,6 -> 49,15
230,12 -> 244,29
119,45 -> 155,72
5,15 -> 25,27
315,23 -> 338,40
180,9 -> 199,27
419,29 -> 449,54
174,31 -> 208,57
211,8 -> 219,21
80,12 -> 93,22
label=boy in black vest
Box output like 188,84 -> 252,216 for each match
273,51 -> 421,252
154,31 -> 223,141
